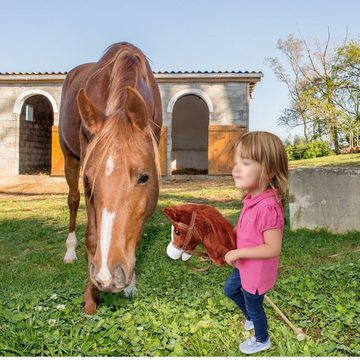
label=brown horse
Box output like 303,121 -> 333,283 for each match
163,204 -> 236,266
59,42 -> 162,314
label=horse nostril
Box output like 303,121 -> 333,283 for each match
114,266 -> 126,287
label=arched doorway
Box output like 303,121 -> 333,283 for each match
19,95 -> 54,174
171,95 -> 209,174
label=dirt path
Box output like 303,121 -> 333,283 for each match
0,177 -> 235,200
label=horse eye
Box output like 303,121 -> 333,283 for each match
175,230 -> 180,235
137,174 -> 149,184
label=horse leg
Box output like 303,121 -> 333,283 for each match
83,196 -> 100,314
63,152 -> 80,263
84,271 -> 100,315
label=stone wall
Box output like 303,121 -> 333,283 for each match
289,167 -> 360,233
0,83 -> 61,175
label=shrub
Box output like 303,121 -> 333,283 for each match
286,140 -> 333,160
303,140 -> 333,158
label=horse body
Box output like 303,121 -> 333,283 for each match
59,63 -> 94,158
59,42 -> 162,314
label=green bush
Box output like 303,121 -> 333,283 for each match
286,140 -> 333,160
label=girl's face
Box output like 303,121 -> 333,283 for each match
232,148 -> 262,193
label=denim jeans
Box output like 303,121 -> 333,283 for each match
224,267 -> 269,343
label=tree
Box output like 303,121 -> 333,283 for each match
333,41 -> 360,147
267,31 -> 360,152
266,35 -> 310,142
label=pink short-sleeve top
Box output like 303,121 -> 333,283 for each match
235,189 -> 284,295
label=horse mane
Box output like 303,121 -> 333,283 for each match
195,205 -> 236,265
100,42 -> 149,116
81,43 -> 161,191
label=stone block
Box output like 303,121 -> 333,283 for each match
289,167 -> 360,233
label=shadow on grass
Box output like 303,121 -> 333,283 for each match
0,215 -> 87,297
0,191 -> 68,196
159,193 -> 242,210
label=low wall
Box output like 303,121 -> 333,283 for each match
289,167 -> 360,233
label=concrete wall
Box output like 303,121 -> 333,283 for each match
289,167 -> 360,233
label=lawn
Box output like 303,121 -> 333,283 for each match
0,179 -> 359,356
289,153 -> 360,168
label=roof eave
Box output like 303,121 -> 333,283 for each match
155,72 -> 263,83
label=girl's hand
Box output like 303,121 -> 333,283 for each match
224,249 -> 241,266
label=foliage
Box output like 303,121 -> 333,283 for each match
0,180 -> 359,356
286,140 -> 333,160
267,32 -> 360,151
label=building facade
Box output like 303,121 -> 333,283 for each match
0,71 -> 262,176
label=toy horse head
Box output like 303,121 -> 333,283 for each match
163,203 -> 236,266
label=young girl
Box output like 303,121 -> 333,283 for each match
224,131 -> 288,354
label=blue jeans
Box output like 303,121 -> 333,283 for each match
224,267 -> 269,343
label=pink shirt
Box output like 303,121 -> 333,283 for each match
236,189 -> 284,295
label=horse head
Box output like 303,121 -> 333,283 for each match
163,205 -> 202,261
78,86 -> 160,292
163,204 -> 237,266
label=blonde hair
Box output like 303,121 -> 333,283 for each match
235,131 -> 288,205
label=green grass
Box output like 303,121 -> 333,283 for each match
289,153 -> 360,168
0,179 -> 359,356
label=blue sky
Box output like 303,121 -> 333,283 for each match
1,0 -> 359,140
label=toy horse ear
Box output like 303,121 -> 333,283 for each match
125,87 -> 148,130
163,206 -> 181,222
77,88 -> 106,135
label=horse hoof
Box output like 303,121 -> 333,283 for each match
64,252 -> 77,264
123,273 -> 137,297
84,302 -> 97,315
124,286 -> 137,298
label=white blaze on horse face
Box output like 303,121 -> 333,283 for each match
105,155 -> 114,176
166,225 -> 182,259
97,209 -> 115,285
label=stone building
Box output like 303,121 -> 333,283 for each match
0,71 -> 262,176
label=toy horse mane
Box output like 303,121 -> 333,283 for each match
163,203 -> 236,266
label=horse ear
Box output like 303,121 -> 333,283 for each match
163,206 -> 181,222
125,87 -> 148,130
77,88 -> 106,135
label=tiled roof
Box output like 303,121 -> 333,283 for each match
0,70 -> 263,75
155,70 -> 262,74
0,71 -> 68,75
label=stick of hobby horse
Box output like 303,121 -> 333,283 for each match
264,295 -> 305,341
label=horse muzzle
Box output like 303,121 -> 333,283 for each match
166,242 -> 192,261
90,262 -> 132,292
